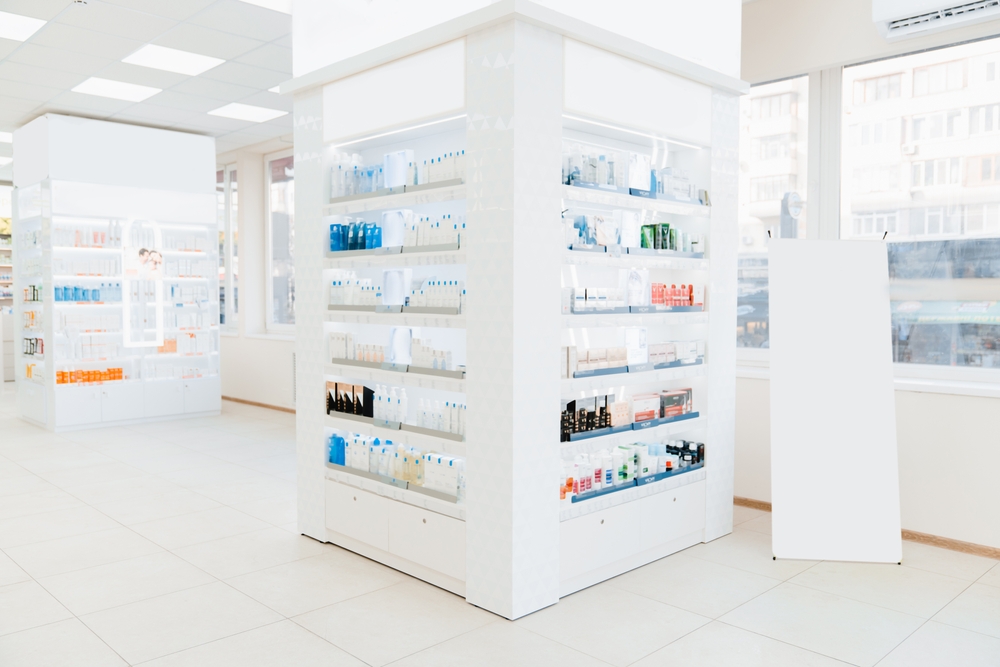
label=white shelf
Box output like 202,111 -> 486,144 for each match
561,185 -> 711,217
562,362 -> 707,395
562,311 -> 708,328
324,362 -> 466,393
324,413 -> 466,457
559,467 -> 706,521
562,249 -> 708,271
325,466 -> 465,521
560,415 -> 707,458
324,248 -> 466,270
323,182 -> 466,216
325,311 -> 466,329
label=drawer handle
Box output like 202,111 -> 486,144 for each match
422,518 -> 427,524
673,497 -> 677,502
353,496 -> 357,501
600,519 -> 604,525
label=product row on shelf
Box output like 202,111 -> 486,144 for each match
565,212 -> 705,255
330,329 -> 461,373
329,270 -> 466,312
54,283 -> 122,303
563,276 -> 704,313
561,439 -> 705,503
56,367 -> 125,385
22,337 -> 43,356
562,339 -> 705,378
327,380 -> 467,439
330,148 -> 466,200
52,221 -> 124,248
561,387 -> 697,442
328,211 -> 464,253
23,285 -> 42,302
562,141 -> 709,205
327,431 -> 466,502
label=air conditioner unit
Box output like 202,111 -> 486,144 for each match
874,0 -> 1000,40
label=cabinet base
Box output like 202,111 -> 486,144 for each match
50,408 -> 221,433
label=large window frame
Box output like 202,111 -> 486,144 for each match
737,39 -> 1000,397
217,163 -> 239,334
265,148 -> 295,334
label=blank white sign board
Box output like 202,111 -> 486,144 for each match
769,240 -> 902,563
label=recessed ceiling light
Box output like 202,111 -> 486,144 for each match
0,132 -> 12,143
0,10 -> 47,41
236,0 -> 292,14
208,103 -> 287,123
268,86 -> 280,93
123,44 -> 224,76
72,77 -> 161,102
0,157 -> 12,166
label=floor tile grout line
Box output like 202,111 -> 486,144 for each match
124,618 -> 291,667
711,619 -> 860,666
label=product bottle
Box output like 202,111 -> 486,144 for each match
398,389 -> 408,425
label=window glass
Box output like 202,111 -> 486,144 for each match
216,169 -> 226,326
268,154 -> 295,326
738,76 -> 809,350
230,167 -> 239,323
842,39 -> 1000,369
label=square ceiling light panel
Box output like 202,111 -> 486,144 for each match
0,10 -> 47,41
208,102 -> 286,122
72,77 -> 161,102
123,44 -> 225,76
237,0 -> 292,13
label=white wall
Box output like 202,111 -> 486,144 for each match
218,137 -> 296,411
743,0 -> 1000,83
736,378 -> 1000,549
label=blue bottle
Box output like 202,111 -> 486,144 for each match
373,225 -> 382,249
63,286 -> 71,302
81,288 -> 90,301
330,223 -> 342,252
54,286 -> 62,301
73,286 -> 82,302
92,285 -> 100,302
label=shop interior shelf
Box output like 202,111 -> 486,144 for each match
559,465 -> 707,521
562,248 -> 709,271
562,311 -> 708,328
324,361 -> 466,393
561,414 -> 707,457
324,412 -> 466,457
323,180 -> 466,216
561,184 -> 711,217
325,463 -> 465,521
562,359 -> 706,394
324,247 -> 466,270
325,310 -> 466,329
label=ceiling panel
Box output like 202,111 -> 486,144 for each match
8,44 -> 113,76
97,62 -> 190,90
100,0 -> 219,21
0,79 -> 63,103
0,0 -> 74,21
237,90 -> 292,112
171,76 -> 258,102
146,89 -> 229,113
172,114 -> 255,133
30,23 -> 144,61
0,40 -> 19,61
0,61 -> 88,90
199,61 -> 285,90
52,3 -> 178,43
152,23 -> 264,60
216,128 -> 286,148
234,43 -> 291,74
187,0 -> 291,43
111,102 -> 200,124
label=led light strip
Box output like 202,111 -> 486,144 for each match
562,114 -> 704,150
332,115 -> 467,149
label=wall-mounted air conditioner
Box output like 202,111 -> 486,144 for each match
874,0 -> 1000,40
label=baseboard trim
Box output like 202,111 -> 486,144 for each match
734,496 -> 772,512
222,396 -> 296,414
733,496 -> 1000,559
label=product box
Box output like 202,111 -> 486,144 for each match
692,285 -> 705,307
561,288 -> 572,314
326,381 -> 337,413
568,346 -> 578,376
609,400 -> 631,427
383,150 -> 414,189
660,388 -> 692,418
628,152 -> 652,191
337,383 -> 354,414
608,346 -> 627,368
632,393 -> 660,423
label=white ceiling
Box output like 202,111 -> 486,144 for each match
0,0 -> 294,180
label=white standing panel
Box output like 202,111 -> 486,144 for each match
769,240 -> 902,563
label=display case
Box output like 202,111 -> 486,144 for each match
12,115 -> 220,430
291,6 -> 744,620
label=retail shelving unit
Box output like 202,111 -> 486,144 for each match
12,115 -> 221,431
1,234 -> 12,381
290,3 -> 745,620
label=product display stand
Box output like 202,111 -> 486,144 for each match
12,115 -> 221,431
291,5 -> 743,620
1,234 -> 12,382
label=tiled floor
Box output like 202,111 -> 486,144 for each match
1,385 -> 999,667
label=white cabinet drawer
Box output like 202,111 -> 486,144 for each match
387,502 -> 466,581
55,385 -> 102,427
145,379 -> 184,418
638,480 -> 706,551
184,376 -> 221,414
101,382 -> 144,423
325,480 -> 390,551
560,501 -> 641,582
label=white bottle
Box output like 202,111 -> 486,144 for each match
388,387 -> 399,422
399,389 -> 408,426
433,400 -> 443,431
443,402 -> 452,434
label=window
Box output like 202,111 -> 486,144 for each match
266,151 -> 295,328
853,73 -> 901,104
843,39 -> 1000,370
216,165 -> 239,330
738,76 -> 809,352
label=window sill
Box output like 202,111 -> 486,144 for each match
736,366 -> 1000,398
220,329 -> 239,338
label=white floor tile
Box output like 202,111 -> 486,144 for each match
173,527 -> 328,579
0,580 -> 73,636
37,551 -> 215,616
229,495 -> 297,526
80,581 -> 282,665
205,440 -> 290,463
684,527 -> 818,580
733,505 -> 768,525
789,560 -> 971,618
130,506 -> 271,550
876,620 -> 1000,667
720,582 -> 925,667
614,552 -> 783,618
18,449 -> 118,475
92,488 -> 222,526
516,585 -> 709,667
189,474 -> 296,506
900,541 -> 998,582
0,488 -> 86,520
294,581 -> 495,667
389,620 -> 609,667
739,513 -> 772,535
0,473 -> 58,498
0,551 -> 31,587
0,618 -> 127,667
157,462 -> 262,487
35,461 -> 146,489
63,474 -> 182,505
980,563 -> 1000,588
128,450 -> 232,475
6,526 -> 162,579
0,505 -> 121,549
226,549 -> 402,617
138,619 -> 365,667
932,582 -> 1000,639
631,620 -> 853,667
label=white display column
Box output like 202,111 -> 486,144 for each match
464,21 -> 563,619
